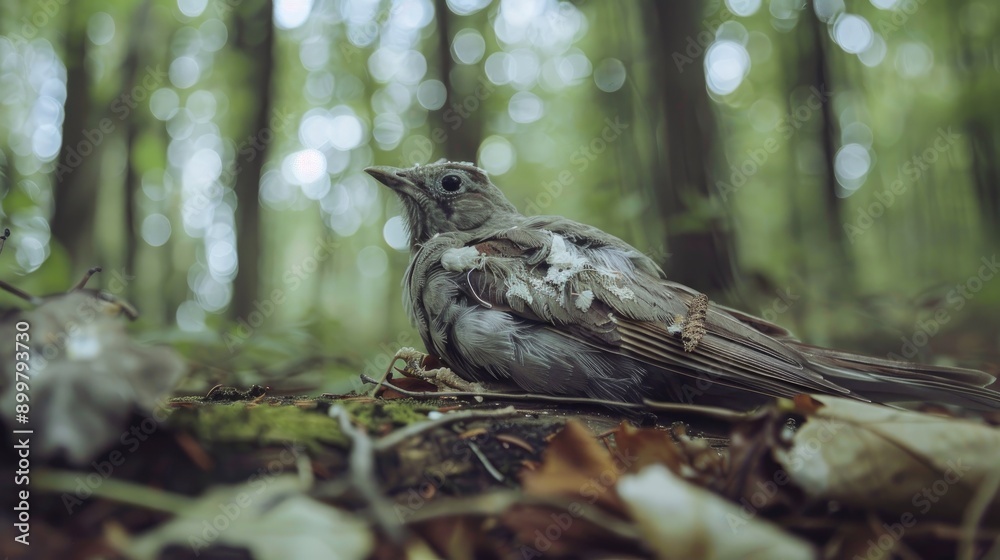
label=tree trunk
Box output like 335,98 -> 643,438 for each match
121,1 -> 153,301
52,3 -> 99,267
644,2 -> 735,295
231,0 -> 275,319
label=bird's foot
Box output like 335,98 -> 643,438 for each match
417,367 -> 486,393
368,347 -> 484,395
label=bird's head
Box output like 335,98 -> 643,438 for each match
365,162 -> 521,248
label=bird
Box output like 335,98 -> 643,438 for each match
365,161 -> 1000,411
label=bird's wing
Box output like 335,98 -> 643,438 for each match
451,220 -> 856,401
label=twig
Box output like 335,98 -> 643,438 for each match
361,374 -> 644,409
467,440 -> 505,482
72,266 -> 103,290
959,466 -> 1000,560
373,406 -> 518,452
34,469 -> 193,514
983,535 -> 1000,560
329,405 -> 405,542
361,374 -> 755,423
401,490 -> 642,543
867,513 -> 922,560
365,347 -> 424,397
640,398 -> 756,423
0,279 -> 43,305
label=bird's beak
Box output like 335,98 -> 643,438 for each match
365,166 -> 412,193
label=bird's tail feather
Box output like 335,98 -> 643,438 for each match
795,343 -> 1000,411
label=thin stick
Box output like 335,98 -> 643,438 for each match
361,374 -> 754,424
361,374 -> 645,410
400,490 -> 642,542
373,406 -> 518,451
958,466 -> 1000,560
0,279 -> 42,305
467,440 -> 505,482
365,347 -> 425,397
72,266 -> 103,290
34,469 -> 192,514
641,398 -> 756,423
329,405 -> 405,542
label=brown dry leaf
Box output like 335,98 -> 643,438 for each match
410,517 -> 498,560
821,521 -> 886,560
612,422 -> 687,475
722,407 -> 802,515
775,395 -> 1000,522
507,421 -> 640,557
617,464 -> 815,560
613,422 -> 729,488
378,376 -> 438,399
520,420 -> 628,514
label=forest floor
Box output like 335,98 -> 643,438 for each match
6,370 -> 1000,559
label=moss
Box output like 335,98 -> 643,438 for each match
335,398 -> 438,429
163,396 -> 446,455
168,402 -> 348,452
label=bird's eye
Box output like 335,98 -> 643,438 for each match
441,174 -> 463,192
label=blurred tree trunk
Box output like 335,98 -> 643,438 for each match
52,3 -> 99,267
231,0 -> 275,319
956,15 -> 1000,234
430,0 -> 481,163
800,7 -> 849,264
967,123 -> 1000,233
643,2 -> 735,295
122,1 -> 153,301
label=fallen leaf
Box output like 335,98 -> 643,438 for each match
618,464 -> 815,560
775,395 -> 1000,522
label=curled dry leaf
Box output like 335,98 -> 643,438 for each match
508,420 -> 640,557
611,422 -> 727,487
377,376 -> 438,400
519,420 -> 629,515
775,395 -> 1000,523
617,464 -> 815,560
